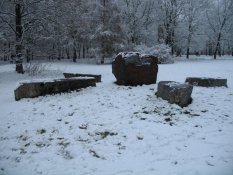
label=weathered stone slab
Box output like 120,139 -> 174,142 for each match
112,52 -> 158,86
185,77 -> 227,87
63,73 -> 101,82
156,81 -> 193,107
15,78 -> 96,101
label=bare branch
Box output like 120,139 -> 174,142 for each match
0,11 -> 16,16
0,16 -> 16,33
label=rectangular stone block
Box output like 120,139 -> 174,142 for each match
185,77 -> 227,87
156,81 -> 193,107
15,78 -> 96,101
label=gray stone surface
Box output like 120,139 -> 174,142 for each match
185,77 -> 227,87
15,78 -> 96,101
156,81 -> 193,107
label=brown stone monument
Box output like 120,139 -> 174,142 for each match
112,52 -> 158,86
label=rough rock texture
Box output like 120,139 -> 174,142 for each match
156,81 -> 193,107
112,52 -> 158,86
15,78 -> 96,101
63,73 -> 101,82
185,77 -> 227,87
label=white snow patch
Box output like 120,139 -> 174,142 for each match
15,77 -> 95,88
0,56 -> 233,175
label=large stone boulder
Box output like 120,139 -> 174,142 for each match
63,73 -> 101,82
156,81 -> 193,107
185,77 -> 227,87
15,77 -> 96,101
112,52 -> 158,86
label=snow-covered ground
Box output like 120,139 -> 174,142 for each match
0,56 -> 233,175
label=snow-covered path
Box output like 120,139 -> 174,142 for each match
0,58 -> 233,175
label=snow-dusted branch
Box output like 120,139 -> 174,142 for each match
0,16 -> 16,33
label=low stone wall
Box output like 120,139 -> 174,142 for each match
156,81 -> 193,107
185,77 -> 227,87
63,73 -> 101,82
15,78 -> 96,101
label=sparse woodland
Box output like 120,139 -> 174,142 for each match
0,0 -> 233,71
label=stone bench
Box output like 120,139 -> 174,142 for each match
156,81 -> 193,107
14,77 -> 96,101
185,77 -> 227,87
63,73 -> 101,82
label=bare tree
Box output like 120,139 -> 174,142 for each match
0,0 -> 45,73
90,0 -> 125,63
183,0 -> 207,58
157,0 -> 184,55
206,0 -> 233,59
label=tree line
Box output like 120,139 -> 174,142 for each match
0,0 -> 233,73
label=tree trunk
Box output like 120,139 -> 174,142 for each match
66,48 -> 70,59
26,49 -> 30,62
83,45 -> 85,59
205,42 -> 208,56
73,45 -> 77,62
218,42 -> 221,56
186,34 -> 191,59
213,15 -> 226,59
171,29 -> 175,55
209,42 -> 212,56
186,20 -> 193,59
78,48 -> 81,59
101,40 -> 105,64
57,48 -> 61,60
51,44 -> 55,60
214,33 -> 221,59
101,57 -> 104,64
222,43 -> 225,56
31,51 -> 34,60
227,41 -> 230,55
158,25 -> 164,43
186,47 -> 190,59
15,1 -> 24,73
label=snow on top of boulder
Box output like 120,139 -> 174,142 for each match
116,52 -> 154,65
16,78 -> 57,87
166,81 -> 191,88
119,52 -> 141,58
116,52 -> 141,64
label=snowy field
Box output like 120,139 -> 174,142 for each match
0,56 -> 233,175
